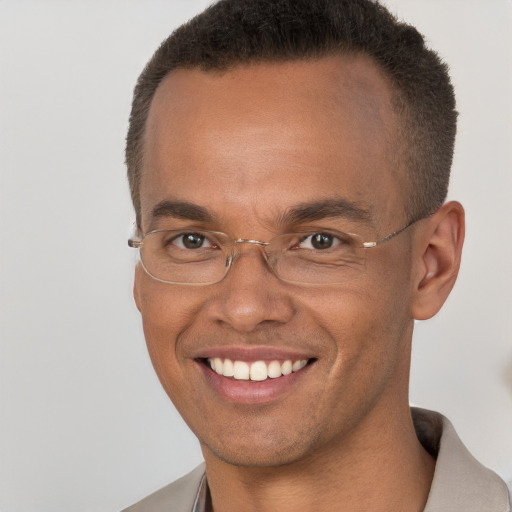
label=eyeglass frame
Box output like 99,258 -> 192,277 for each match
128,215 -> 427,286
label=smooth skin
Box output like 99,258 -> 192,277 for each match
134,55 -> 464,512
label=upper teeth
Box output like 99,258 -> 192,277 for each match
208,358 -> 308,381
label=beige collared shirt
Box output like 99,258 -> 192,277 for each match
124,408 -> 511,512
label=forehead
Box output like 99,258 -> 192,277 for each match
141,55 -> 404,232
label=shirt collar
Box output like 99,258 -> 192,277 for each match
413,408 -> 510,511
192,473 -> 209,512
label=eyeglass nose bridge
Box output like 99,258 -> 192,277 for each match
234,238 -> 269,247
224,238 -> 272,271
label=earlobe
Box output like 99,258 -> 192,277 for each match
411,201 -> 465,320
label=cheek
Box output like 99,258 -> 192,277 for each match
136,264 -> 201,338
314,290 -> 401,363
310,263 -> 412,380
135,273 -> 200,389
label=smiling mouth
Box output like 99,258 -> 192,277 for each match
204,357 -> 313,382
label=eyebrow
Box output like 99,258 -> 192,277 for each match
279,198 -> 372,226
148,197 -> 372,229
150,200 -> 214,224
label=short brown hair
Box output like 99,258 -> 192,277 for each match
126,0 -> 457,228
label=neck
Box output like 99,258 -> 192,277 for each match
203,403 -> 435,512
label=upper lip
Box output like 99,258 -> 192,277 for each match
192,346 -> 314,362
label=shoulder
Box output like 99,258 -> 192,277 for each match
121,463 -> 206,512
412,408 -> 511,512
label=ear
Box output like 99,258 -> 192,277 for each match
133,264 -> 143,313
410,201 -> 465,320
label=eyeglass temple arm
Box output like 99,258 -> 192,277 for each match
362,217 -> 424,249
128,239 -> 141,248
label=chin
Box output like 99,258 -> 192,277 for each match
200,427 -> 322,469
206,446 -> 307,468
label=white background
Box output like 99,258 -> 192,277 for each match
1,1 -> 511,510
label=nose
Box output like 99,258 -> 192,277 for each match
206,243 -> 296,333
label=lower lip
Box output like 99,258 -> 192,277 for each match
197,360 -> 313,405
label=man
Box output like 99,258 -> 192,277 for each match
123,0 -> 510,510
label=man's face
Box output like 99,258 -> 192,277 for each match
135,56 -> 416,467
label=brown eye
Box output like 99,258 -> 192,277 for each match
172,232 -> 209,249
310,233 -> 333,249
299,233 -> 340,250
